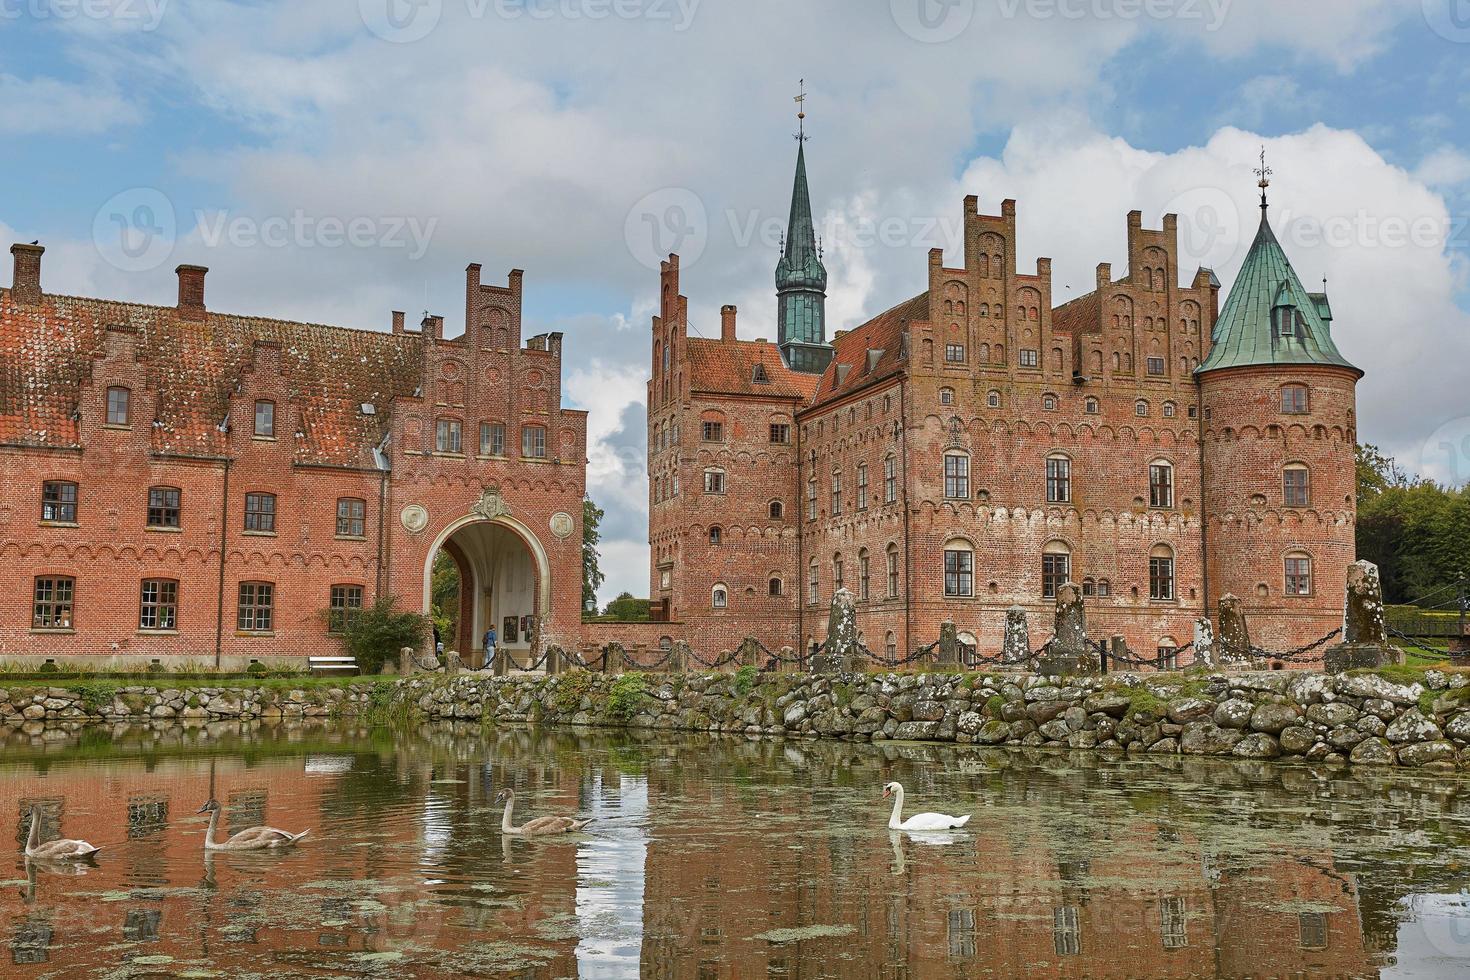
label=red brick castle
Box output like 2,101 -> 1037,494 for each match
648,140 -> 1361,663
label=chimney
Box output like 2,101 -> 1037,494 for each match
176,265 -> 207,320
392,311 -> 406,334
10,243 -> 43,305
720,304 -> 737,342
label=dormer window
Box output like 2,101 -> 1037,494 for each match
106,386 -> 131,426
1272,303 -> 1299,339
752,363 -> 770,384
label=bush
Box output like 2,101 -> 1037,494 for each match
733,664 -> 758,697
246,661 -> 268,676
605,674 -> 647,721
38,661 -> 59,674
333,598 -> 429,675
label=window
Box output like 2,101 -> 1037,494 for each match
336,498 -> 366,537
1146,356 -> 1166,376
1042,543 -> 1071,599
704,469 -> 726,494
945,343 -> 966,363
1283,464 -> 1310,507
1299,912 -> 1327,950
1273,304 -> 1298,339
1084,397 -> 1099,415
244,493 -> 276,533
1161,897 -> 1188,949
1162,401 -> 1177,418
1096,578 -> 1111,597
106,386 -> 131,425
237,582 -> 274,632
327,585 -> 363,633
831,470 -> 843,515
987,390 -> 1001,409
702,420 -> 723,441
1135,400 -> 1150,417
521,425 -> 547,458
1281,385 -> 1309,414
1157,640 -> 1179,670
939,387 -> 954,406
712,585 -> 728,609
807,560 -> 819,605
42,480 -> 77,523
769,577 -> 783,597
887,544 -> 900,598
833,554 -> 844,591
856,463 -> 869,510
886,631 -> 897,660
1149,462 -> 1174,509
1081,578 -> 1096,597
709,526 -> 722,545
1020,348 -> 1039,368
1046,455 -> 1071,503
769,500 -> 784,520
1043,394 -> 1058,411
147,487 -> 181,528
807,477 -> 817,519
481,422 -> 506,456
138,579 -> 178,631
1149,545 -> 1175,600
944,452 -> 970,499
858,549 -> 870,601
33,576 -> 74,629
1188,405 -> 1198,419
769,423 -> 790,444
949,907 -> 977,959
254,400 -> 275,437
944,546 -> 974,597
1285,552 -> 1313,595
1054,906 -> 1080,956
435,418 -> 462,454
883,456 -> 897,504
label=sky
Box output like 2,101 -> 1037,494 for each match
2,0 -> 1468,607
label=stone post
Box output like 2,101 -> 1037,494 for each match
937,620 -> 959,666
399,647 -> 414,676
445,651 -> 461,675
1324,560 -> 1404,673
603,642 -> 626,675
671,641 -> 691,673
544,646 -> 564,675
739,637 -> 760,669
1002,606 -> 1030,666
1109,635 -> 1130,673
778,647 -> 796,673
1039,583 -> 1099,676
1192,618 -> 1215,669
1217,594 -> 1251,665
816,587 -> 861,674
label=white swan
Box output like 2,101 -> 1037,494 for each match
882,781 -> 970,831
197,799 -> 309,851
23,807 -> 101,860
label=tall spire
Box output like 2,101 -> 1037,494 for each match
776,80 -> 831,374
1254,145 -> 1272,212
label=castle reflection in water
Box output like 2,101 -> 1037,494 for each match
1,723 -> 1467,978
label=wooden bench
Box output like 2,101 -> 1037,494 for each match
308,655 -> 360,676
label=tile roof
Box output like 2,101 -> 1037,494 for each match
1197,210 -> 1360,377
684,336 -> 819,400
811,291 -> 927,404
0,290 -> 423,466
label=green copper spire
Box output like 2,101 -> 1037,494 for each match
776,113 -> 832,374
1196,201 -> 1360,377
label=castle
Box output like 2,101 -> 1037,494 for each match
646,138 -> 1361,664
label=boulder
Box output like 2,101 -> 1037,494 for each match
1083,690 -> 1132,718
1336,674 -> 1421,706
1348,737 -> 1396,766
1062,705 -> 1088,732
1249,703 -> 1301,735
892,721 -> 940,741
1397,740 -> 1458,767
1305,702 -> 1359,728
1213,699 -> 1255,729
1167,697 -> 1215,724
1233,733 -> 1281,759
1445,712 -> 1470,742
1180,722 -> 1245,755
976,720 -> 1010,745
1039,719 -> 1072,741
956,711 -> 985,736
1279,726 -> 1315,754
1385,709 -> 1442,744
911,700 -> 945,722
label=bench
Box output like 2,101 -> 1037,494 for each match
308,655 -> 360,676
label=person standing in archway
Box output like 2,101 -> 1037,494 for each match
483,625 -> 498,672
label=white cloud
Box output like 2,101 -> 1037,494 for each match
0,74 -> 140,134
1416,147 -> 1470,188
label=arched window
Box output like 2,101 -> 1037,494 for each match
1162,401 -> 1177,418
807,558 -> 819,605
147,486 -> 181,529
833,552 -> 844,591
807,476 -> 818,519
140,578 -> 179,631
1283,463 -> 1310,507
254,399 -> 275,437
858,548 -> 870,601
1281,384 -> 1309,414
1084,396 -> 1099,415
1148,460 -> 1174,509
243,492 -> 276,533
1042,540 -> 1071,599
1081,577 -> 1096,597
883,455 -> 897,504
33,575 -> 74,629
987,390 -> 1001,409
856,463 -> 869,510
106,386 -> 131,426
943,540 -> 974,597
435,417 -> 463,453
704,468 -> 726,494
768,499 -> 784,520
831,469 -> 843,515
886,543 -> 900,598
1149,544 -> 1175,600
709,526 -> 722,546
943,451 -> 970,499
1284,551 -> 1313,596
1096,578 -> 1111,597
1042,394 -> 1058,411
1157,637 -> 1179,670
711,584 -> 729,609
939,387 -> 955,406
1272,303 -> 1298,339
1046,453 -> 1071,503
769,577 -> 783,597
886,631 -> 897,660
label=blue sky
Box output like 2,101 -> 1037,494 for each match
3,0 -> 1468,604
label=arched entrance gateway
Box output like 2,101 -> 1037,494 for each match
422,489 -> 553,670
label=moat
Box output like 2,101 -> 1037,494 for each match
3,723 -> 1470,978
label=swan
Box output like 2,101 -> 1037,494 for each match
882,782 -> 970,831
24,807 -> 101,860
197,799 -> 309,850
496,789 -> 593,836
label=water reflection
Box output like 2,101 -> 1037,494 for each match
0,723 -> 1467,976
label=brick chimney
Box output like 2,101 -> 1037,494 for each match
176,265 -> 207,320
10,243 -> 43,305
720,304 -> 737,342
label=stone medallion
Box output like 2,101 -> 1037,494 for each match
400,504 -> 429,533
549,511 -> 574,539
471,486 -> 510,521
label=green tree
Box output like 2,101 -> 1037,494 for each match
584,496 -> 605,613
335,597 -> 429,674
1355,444 -> 1469,605
430,551 -> 459,647
603,591 -> 650,622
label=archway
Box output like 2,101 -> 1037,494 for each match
423,515 -> 552,668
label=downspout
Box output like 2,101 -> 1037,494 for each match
1196,375 -> 1210,624
795,400 -> 804,655
900,377 -> 911,652
214,458 -> 231,669
373,436 -> 391,601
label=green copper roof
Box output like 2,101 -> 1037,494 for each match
776,139 -> 829,372
776,142 -> 827,291
1196,207 -> 1360,377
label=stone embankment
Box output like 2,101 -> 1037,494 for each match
7,667 -> 1470,770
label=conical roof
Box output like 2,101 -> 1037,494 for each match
1196,207 -> 1360,376
775,142 -> 827,291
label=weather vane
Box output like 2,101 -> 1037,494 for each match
1254,145 -> 1273,209
795,78 -> 808,142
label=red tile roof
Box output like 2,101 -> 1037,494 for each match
0,290 -> 422,467
811,291 -> 927,405
685,337 -> 820,400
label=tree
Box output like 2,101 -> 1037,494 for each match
603,591 -> 650,622
583,496 -> 605,612
335,597 -> 429,674
1355,444 -> 1469,605
430,551 -> 460,646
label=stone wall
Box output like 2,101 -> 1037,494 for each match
7,667 -> 1470,771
